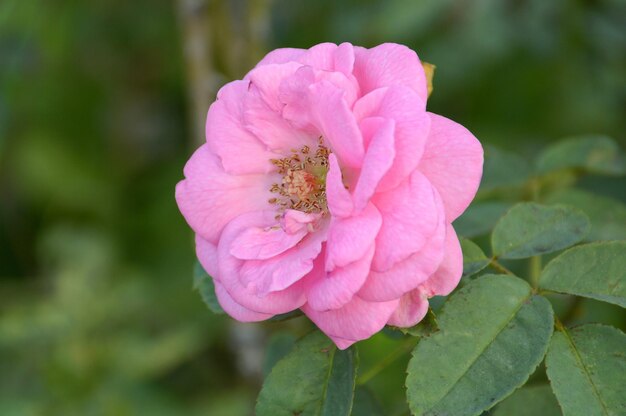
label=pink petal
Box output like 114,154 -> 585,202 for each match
242,89 -> 313,152
353,43 -> 428,101
239,228 -> 326,295
299,42 -> 338,70
243,65 -> 315,152
278,66 -> 317,131
371,171 -> 440,272
195,234 -> 220,279
306,245 -> 375,311
387,289 -> 429,327
326,154 -> 354,218
214,280 -> 274,322
302,295 -> 399,349
334,42 -> 356,74
175,144 -> 274,243
419,223 -> 463,297
353,88 -> 388,122
306,80 -> 365,168
206,80 -> 281,174
329,336 -> 359,350
358,191 -> 447,302
246,62 -> 303,111
353,86 -> 430,191
255,48 -> 306,67
357,116 -> 387,149
195,236 -> 273,321
418,113 -> 483,221
282,210 -> 321,234
229,224 -> 308,260
291,42 -> 354,75
214,212 -> 312,314
280,67 -> 360,132
353,118 -> 396,212
325,203 -> 382,271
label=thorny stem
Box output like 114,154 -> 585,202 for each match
356,336 -> 419,385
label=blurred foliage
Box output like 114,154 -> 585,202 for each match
0,0 -> 624,414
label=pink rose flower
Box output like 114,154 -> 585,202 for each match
176,42 -> 483,349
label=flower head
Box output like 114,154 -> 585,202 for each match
176,42 -> 483,349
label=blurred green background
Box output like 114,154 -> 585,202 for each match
1,1 -> 624,415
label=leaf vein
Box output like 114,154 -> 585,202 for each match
560,326 -> 610,416
431,292 -> 532,409
316,348 -> 336,416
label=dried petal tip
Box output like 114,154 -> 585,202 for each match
422,62 -> 436,97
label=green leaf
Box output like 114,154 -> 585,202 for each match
460,238 -> 490,277
263,332 -> 296,377
492,203 -> 590,259
267,309 -> 304,322
453,201 -> 513,238
545,188 -> 626,241
536,135 -> 626,176
481,146 -> 531,192
193,261 -> 225,314
539,242 -> 626,308
352,387 -> 385,416
406,275 -> 554,416
394,309 -> 439,337
382,326 -> 406,340
545,324 -> 626,416
256,331 -> 358,416
492,384 -> 562,416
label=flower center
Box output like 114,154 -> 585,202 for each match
269,138 -> 330,217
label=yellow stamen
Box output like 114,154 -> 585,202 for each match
268,139 -> 330,215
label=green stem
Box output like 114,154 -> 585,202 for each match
561,296 -> 584,325
554,315 -> 565,332
530,255 -> 542,289
489,258 -> 515,276
356,337 -> 418,385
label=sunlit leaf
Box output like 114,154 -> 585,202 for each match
545,324 -> 626,416
256,331 -> 358,416
540,242 -> 626,308
492,203 -> 589,259
406,275 -> 554,416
